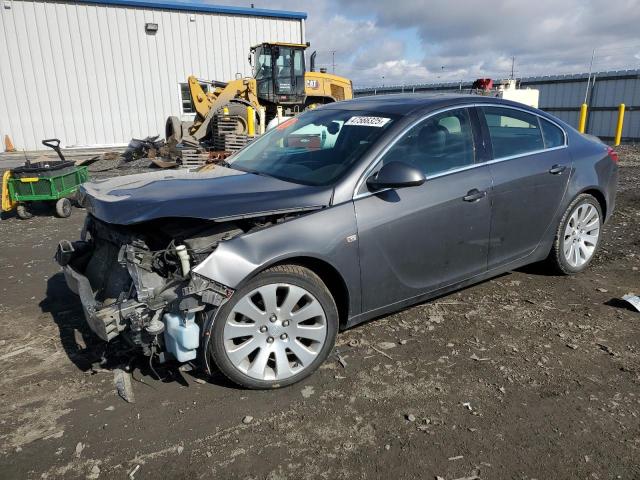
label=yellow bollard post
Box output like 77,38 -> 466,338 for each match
246,106 -> 255,137
578,103 -> 588,133
614,103 -> 625,146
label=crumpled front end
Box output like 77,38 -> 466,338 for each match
55,215 -> 237,361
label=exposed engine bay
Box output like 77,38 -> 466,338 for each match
55,212 -> 300,365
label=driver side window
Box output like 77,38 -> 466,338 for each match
380,108 -> 475,177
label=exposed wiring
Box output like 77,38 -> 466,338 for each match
148,343 -> 164,381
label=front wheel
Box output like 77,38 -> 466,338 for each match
208,265 -> 338,389
548,194 -> 603,274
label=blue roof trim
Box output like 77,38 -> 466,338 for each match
77,0 -> 307,19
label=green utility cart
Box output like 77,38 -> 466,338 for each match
2,139 -> 89,219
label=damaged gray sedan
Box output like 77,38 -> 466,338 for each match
56,95 -> 618,389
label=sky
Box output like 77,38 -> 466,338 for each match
214,0 -> 640,88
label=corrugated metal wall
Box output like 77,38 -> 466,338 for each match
355,70 -> 640,142
520,72 -> 640,141
0,1 -> 304,150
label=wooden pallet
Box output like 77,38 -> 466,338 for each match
180,149 -> 209,168
211,115 -> 251,152
214,134 -> 252,152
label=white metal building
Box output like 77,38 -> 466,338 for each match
0,0 -> 306,150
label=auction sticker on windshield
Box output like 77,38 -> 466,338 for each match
345,116 -> 391,127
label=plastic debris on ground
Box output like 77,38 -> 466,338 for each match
113,368 -> 136,403
621,294 -> 640,312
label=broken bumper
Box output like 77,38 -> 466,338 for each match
56,241 -> 122,341
56,239 -> 231,347
60,263 -> 122,341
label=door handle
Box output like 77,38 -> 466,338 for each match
463,189 -> 487,202
548,164 -> 567,175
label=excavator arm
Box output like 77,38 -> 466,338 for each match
188,76 -> 213,120
189,77 -> 261,141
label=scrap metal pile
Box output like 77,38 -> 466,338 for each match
116,108 -> 257,171
82,131 -> 240,174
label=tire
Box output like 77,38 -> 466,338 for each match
16,204 -> 32,219
220,101 -> 250,135
548,193 -> 603,275
208,265 -> 338,389
55,198 -> 72,218
165,115 -> 183,143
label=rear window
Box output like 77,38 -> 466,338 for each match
540,118 -> 565,148
482,106 -> 544,158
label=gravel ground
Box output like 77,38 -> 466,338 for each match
0,146 -> 638,479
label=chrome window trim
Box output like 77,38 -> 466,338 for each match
484,144 -> 567,165
352,102 -> 569,200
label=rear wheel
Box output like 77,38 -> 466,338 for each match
209,265 -> 338,389
16,203 -> 32,219
548,194 -> 602,274
55,198 -> 72,218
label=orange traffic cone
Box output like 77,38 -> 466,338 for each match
4,135 -> 16,152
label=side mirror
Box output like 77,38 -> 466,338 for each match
367,161 -> 426,191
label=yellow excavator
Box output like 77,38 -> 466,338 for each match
166,42 -> 353,144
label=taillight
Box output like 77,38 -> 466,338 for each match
607,146 -> 619,164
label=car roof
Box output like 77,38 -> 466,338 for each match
322,93 -> 536,116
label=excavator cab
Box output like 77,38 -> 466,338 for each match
251,42 -> 306,106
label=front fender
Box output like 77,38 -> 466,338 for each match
191,201 -> 361,316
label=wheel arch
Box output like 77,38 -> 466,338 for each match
245,255 -> 351,328
577,187 -> 607,220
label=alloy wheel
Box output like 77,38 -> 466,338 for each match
223,283 -> 328,381
562,202 -> 600,268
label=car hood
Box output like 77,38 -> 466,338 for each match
79,166 -> 333,225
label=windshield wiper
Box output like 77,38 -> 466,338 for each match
225,163 -> 272,178
244,168 -> 272,178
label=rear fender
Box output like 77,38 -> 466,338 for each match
566,135 -> 617,222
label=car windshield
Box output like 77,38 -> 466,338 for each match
228,109 -> 398,186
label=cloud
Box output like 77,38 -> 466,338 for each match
210,0 -> 640,86
346,0 -> 640,78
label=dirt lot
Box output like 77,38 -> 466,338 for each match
0,147 -> 639,480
